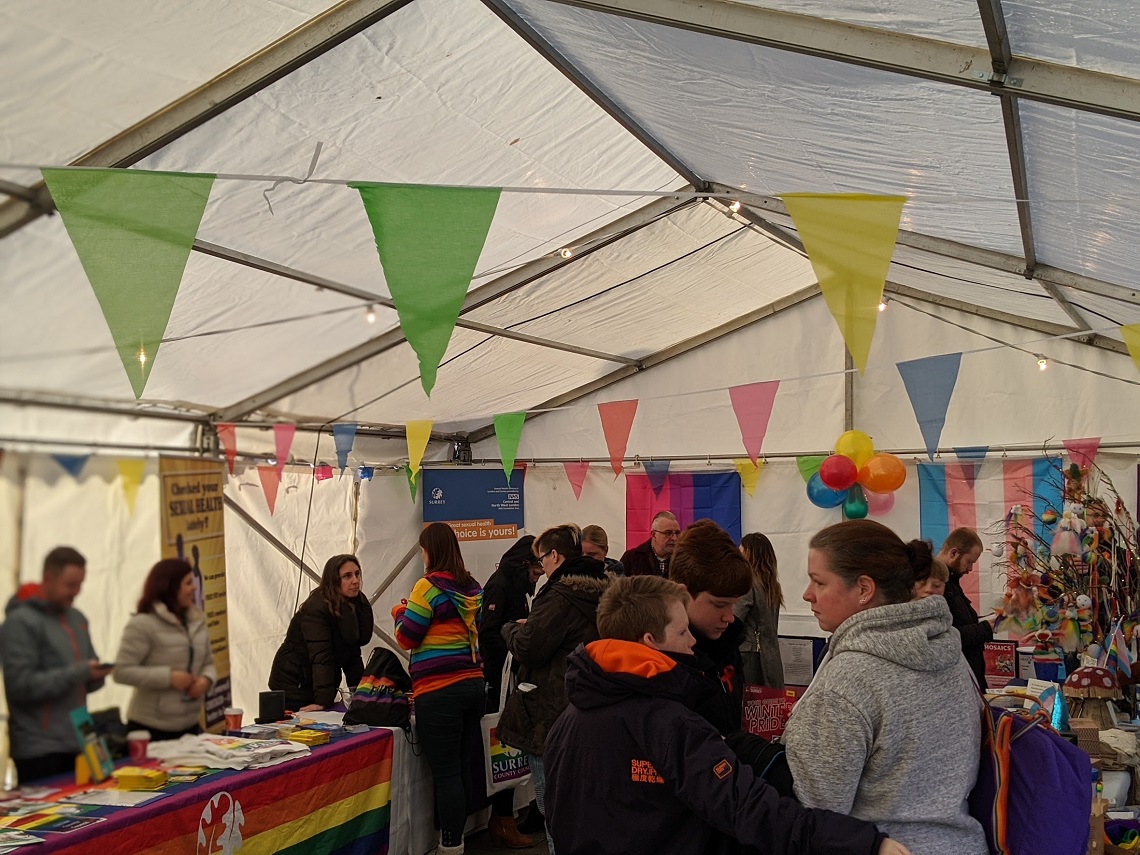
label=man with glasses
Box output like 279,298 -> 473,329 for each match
620,511 -> 680,578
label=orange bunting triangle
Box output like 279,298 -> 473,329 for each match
257,465 -> 281,514
598,400 -> 638,477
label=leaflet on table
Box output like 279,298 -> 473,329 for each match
63,789 -> 168,807
146,733 -> 310,769
0,829 -> 43,849
0,802 -> 99,822
293,711 -> 348,727
0,813 -> 104,834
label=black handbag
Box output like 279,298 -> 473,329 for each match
342,647 -> 413,728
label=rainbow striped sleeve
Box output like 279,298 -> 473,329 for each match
393,578 -> 435,649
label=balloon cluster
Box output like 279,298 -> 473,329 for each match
807,430 -> 907,519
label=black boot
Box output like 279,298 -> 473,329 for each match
516,801 -> 545,834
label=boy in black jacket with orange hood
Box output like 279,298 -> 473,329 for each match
544,575 -> 910,855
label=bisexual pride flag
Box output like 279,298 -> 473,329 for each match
626,471 -> 742,548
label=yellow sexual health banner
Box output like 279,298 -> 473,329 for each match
159,457 -> 231,731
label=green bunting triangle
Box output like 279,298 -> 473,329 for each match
405,464 -> 421,501
796,455 -> 827,483
41,168 -> 215,398
493,412 -> 526,484
351,183 -> 501,396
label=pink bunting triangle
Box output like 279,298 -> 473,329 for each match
563,462 -> 590,500
256,465 -> 281,515
273,424 -> 296,477
728,380 -> 780,464
598,400 -> 638,477
216,423 -> 237,474
1063,437 -> 1101,470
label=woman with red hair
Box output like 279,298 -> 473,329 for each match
114,558 -> 216,740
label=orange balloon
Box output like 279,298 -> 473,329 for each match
858,453 -> 906,493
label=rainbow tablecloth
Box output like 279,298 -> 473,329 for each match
34,728 -> 394,855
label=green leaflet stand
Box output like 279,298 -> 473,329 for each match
70,707 -> 114,784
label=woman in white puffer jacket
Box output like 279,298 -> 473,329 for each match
114,558 -> 216,740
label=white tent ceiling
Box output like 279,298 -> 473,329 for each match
3,0 -> 1140,461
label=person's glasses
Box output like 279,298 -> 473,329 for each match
538,549 -> 555,562
652,529 -> 680,539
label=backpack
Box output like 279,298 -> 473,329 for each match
968,700 -> 1091,855
342,647 -> 413,728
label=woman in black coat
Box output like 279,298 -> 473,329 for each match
481,535 -> 542,703
479,535 -> 543,848
498,524 -> 608,855
268,554 -> 374,712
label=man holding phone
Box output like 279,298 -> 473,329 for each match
2,546 -> 111,783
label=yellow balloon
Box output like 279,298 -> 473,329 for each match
834,430 -> 874,468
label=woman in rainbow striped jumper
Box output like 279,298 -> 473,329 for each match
393,522 -> 485,855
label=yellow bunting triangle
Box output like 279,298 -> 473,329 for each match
117,458 -> 146,515
734,458 -> 764,497
781,194 -> 906,372
406,420 -> 434,479
1122,325 -> 1140,374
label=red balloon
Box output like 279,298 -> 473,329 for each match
858,453 -> 906,493
819,454 -> 858,491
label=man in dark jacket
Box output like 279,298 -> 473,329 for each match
545,575 -> 900,855
2,547 -> 111,784
936,528 -> 995,688
620,511 -> 680,577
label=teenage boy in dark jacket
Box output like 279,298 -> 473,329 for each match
545,575 -> 908,855
669,520 -> 790,790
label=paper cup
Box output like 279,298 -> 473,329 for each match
127,729 -> 150,762
225,707 -> 243,731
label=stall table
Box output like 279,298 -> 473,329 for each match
15,728 -> 429,855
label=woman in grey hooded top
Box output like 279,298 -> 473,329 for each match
783,520 -> 987,855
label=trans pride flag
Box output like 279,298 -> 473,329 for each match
918,458 -> 1063,611
626,471 -> 742,547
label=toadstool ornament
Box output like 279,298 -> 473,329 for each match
1063,665 -> 1120,699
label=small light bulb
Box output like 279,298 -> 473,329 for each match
559,247 -> 573,259
137,348 -> 147,366
729,201 -> 742,213
365,304 -> 377,324
1038,356 -> 1048,371
878,300 -> 887,312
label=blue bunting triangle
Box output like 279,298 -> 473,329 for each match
333,423 -> 358,471
643,460 -> 670,497
897,354 -> 962,460
52,454 -> 90,479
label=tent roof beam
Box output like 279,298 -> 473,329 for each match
465,283 -> 822,444
192,239 -> 639,366
725,189 -> 1140,308
213,194 -> 696,422
0,393 -> 211,424
884,283 -> 1127,355
0,0 -> 414,239
482,0 -> 705,188
545,0 -> 1140,124
976,0 -> 1092,331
